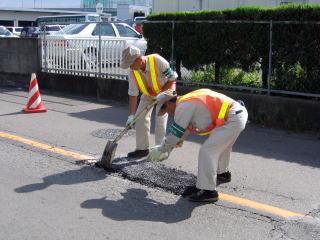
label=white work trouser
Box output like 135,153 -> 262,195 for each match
135,94 -> 168,150
196,101 -> 248,191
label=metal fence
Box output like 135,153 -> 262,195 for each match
40,20 -> 320,99
41,30 -> 128,80
147,20 -> 320,99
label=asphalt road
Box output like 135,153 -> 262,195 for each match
0,87 -> 319,240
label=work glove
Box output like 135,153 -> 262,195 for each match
148,145 -> 169,162
126,115 -> 135,128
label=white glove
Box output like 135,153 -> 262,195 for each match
148,145 -> 169,162
126,115 -> 135,128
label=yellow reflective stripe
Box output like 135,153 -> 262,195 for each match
133,70 -> 149,96
218,100 -> 229,119
198,131 -> 211,136
149,55 -> 161,94
177,92 -> 202,103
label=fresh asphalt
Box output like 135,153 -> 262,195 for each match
0,86 -> 320,240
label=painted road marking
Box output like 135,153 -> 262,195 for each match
0,131 -> 306,219
0,131 -> 93,160
219,193 -> 304,219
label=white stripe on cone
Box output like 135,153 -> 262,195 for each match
30,95 -> 42,109
28,83 -> 39,100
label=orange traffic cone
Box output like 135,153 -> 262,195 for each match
23,73 -> 47,113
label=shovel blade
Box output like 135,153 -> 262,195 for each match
97,141 -> 118,170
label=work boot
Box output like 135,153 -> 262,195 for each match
127,149 -> 149,158
181,185 -> 200,198
217,171 -> 231,184
188,189 -> 219,203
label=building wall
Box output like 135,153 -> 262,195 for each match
0,11 -> 41,26
81,0 -> 151,8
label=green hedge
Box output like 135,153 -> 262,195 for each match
143,5 -> 320,94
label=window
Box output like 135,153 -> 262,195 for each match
92,24 -> 116,37
280,0 -> 308,4
56,24 -> 88,35
115,24 -> 139,38
87,15 -> 100,22
0,28 -> 11,36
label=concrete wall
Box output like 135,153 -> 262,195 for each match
0,38 -> 40,75
0,38 -> 319,133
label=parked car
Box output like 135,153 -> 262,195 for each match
132,16 -> 146,34
20,26 -> 40,38
6,27 -> 23,37
39,25 -> 65,36
44,22 -> 147,70
51,22 -> 146,53
0,26 -> 19,38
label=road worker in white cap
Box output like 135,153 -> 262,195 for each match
120,45 -> 177,158
148,88 -> 248,202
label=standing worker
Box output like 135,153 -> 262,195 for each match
120,46 -> 177,158
148,89 -> 248,202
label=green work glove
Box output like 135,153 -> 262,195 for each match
126,115 -> 135,128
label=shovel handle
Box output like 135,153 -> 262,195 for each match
113,101 -> 157,144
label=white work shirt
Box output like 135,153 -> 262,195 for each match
128,54 -> 177,97
160,101 -> 212,153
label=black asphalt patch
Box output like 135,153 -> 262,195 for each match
105,157 -> 197,195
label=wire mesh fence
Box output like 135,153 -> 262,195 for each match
144,20 -> 320,99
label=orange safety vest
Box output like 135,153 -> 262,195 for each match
177,89 -> 234,136
131,54 -> 162,97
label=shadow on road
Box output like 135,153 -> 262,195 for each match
69,105 -> 127,125
81,188 -> 198,223
14,166 -> 106,193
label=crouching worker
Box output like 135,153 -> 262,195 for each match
120,46 -> 177,159
148,89 -> 248,203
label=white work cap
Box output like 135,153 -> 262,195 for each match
120,45 -> 141,69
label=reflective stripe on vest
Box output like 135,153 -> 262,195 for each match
132,55 -> 161,97
177,89 -> 233,136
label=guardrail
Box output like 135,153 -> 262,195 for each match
41,37 -> 128,80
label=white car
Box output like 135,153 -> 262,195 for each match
0,26 -> 19,38
6,27 -> 23,37
47,22 -> 147,53
43,22 -> 147,71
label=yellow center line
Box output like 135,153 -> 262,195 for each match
0,131 -> 93,160
0,131 -> 306,219
219,193 -> 305,219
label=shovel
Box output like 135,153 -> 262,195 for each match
96,100 -> 157,170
